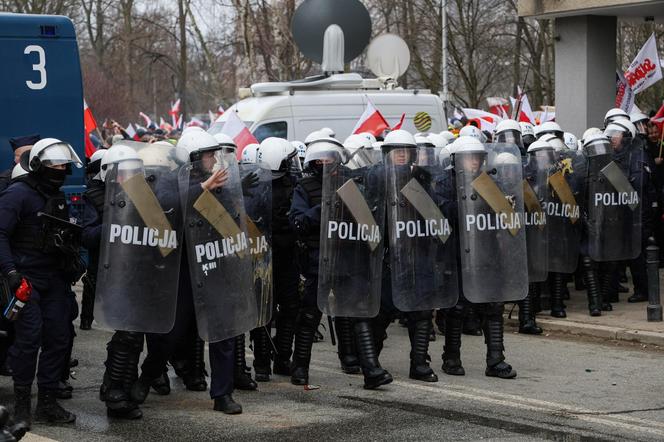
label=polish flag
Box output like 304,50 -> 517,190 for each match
217,104 -> 225,115
486,97 -> 510,120
391,113 -> 406,131
509,94 -> 536,125
169,98 -> 181,127
221,111 -> 258,159
83,100 -> 97,158
651,101 -> 664,131
352,100 -> 390,137
139,112 -> 153,128
461,108 -> 502,131
125,123 -> 140,141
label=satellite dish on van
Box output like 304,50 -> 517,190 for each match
367,34 -> 411,79
291,0 -> 372,64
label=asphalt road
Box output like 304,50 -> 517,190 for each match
2,321 -> 663,441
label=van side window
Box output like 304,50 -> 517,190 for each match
253,121 -> 287,142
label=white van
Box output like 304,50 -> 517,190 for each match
211,73 -> 446,142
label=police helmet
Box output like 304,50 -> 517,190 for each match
258,137 -> 301,177
241,143 -> 260,164
29,138 -> 83,172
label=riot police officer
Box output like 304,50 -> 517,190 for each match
0,138 -> 84,427
0,135 -> 39,193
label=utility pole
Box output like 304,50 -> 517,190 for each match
441,0 -> 449,123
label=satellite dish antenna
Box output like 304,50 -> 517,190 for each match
367,34 -> 411,79
291,0 -> 372,65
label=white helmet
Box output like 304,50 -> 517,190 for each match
213,133 -> 237,152
177,129 -> 219,158
89,149 -> 107,164
453,136 -> 486,154
438,146 -> 452,167
604,108 -> 629,126
304,137 -> 346,169
29,138 -> 83,172
344,134 -> 373,150
439,131 -> 456,142
526,139 -> 554,153
100,144 -> 142,182
582,127 -> 603,141
257,137 -> 300,176
459,125 -> 483,141
372,141 -> 384,151
605,120 -> 636,139
137,145 -> 172,169
304,130 -> 325,145
358,132 -> 377,144
583,133 -> 612,156
519,122 -> 535,138
319,127 -> 336,138
382,129 -> 417,150
11,163 -> 28,180
563,132 -> 578,151
241,143 -> 260,164
494,119 -> 523,146
538,121 -> 563,139
631,111 -> 650,135
414,135 -> 435,148
540,133 -> 567,152
533,125 -> 542,138
427,133 -> 448,148
495,152 -> 520,166
292,141 -> 307,161
495,119 -> 521,135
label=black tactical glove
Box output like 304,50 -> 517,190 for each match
7,271 -> 23,293
241,172 -> 260,196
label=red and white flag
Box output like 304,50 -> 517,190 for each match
509,94 -> 535,125
625,33 -> 662,94
139,112 -> 153,128
616,70 -> 636,113
651,102 -> 664,130
461,108 -> 502,132
125,123 -> 140,141
221,111 -> 259,159
391,113 -> 406,131
217,104 -> 225,115
169,98 -> 181,127
486,97 -> 510,120
83,100 -> 97,158
352,100 -> 390,137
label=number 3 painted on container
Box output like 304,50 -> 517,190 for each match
24,45 -> 47,90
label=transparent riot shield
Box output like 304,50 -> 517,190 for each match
179,149 -> 257,343
318,150 -> 385,317
587,142 -> 642,261
455,143 -> 528,303
385,146 -> 458,311
523,148 -> 554,282
95,160 -> 183,333
546,150 -> 585,273
239,163 -> 273,328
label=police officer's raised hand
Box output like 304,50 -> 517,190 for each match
201,168 -> 229,191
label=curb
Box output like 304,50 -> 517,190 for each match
505,317 -> 664,347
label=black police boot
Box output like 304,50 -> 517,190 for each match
442,307 -> 465,376
549,272 -> 567,318
234,334 -> 257,390
213,394 -> 242,415
291,308 -> 322,385
371,310 -> 392,358
408,314 -> 438,382
531,282 -> 542,314
582,256 -> 602,316
599,263 -> 615,311
251,326 -> 272,382
273,315 -> 295,376
104,340 -> 142,419
34,389 -> 76,424
335,317 -> 361,375
354,320 -> 393,389
1,404 -> 28,441
462,305 -> 483,335
483,305 -> 517,379
518,286 -> 543,335
13,385 -> 31,430
183,336 -> 208,391
150,372 -> 171,396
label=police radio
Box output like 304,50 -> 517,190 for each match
3,278 -> 32,321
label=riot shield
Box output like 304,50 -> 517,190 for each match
318,150 -> 385,317
95,158 -> 183,333
523,148 -> 554,282
179,150 -> 257,343
239,163 -> 273,328
546,150 -> 585,273
455,143 -> 528,303
385,146 -> 458,311
586,142 -> 641,261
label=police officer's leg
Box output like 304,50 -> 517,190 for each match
234,333 -> 258,389
34,279 -> 76,423
549,272 -> 567,318
442,298 -> 466,376
58,290 -> 78,399
462,303 -> 483,336
79,275 -> 95,330
582,256 -> 602,316
628,252 -> 649,302
353,318 -> 392,389
101,331 -> 143,419
518,284 -> 543,335
334,317 -> 360,374
372,265 -> 395,358
599,261 -> 617,311
143,333 -> 171,396
0,318 -> 14,376
406,310 -> 438,382
210,338 -> 242,414
250,325 -> 272,381
482,302 -> 517,379
272,254 -> 300,375
291,275 -> 322,385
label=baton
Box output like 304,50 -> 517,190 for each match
327,316 -> 336,346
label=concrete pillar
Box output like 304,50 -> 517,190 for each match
555,15 -> 616,137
